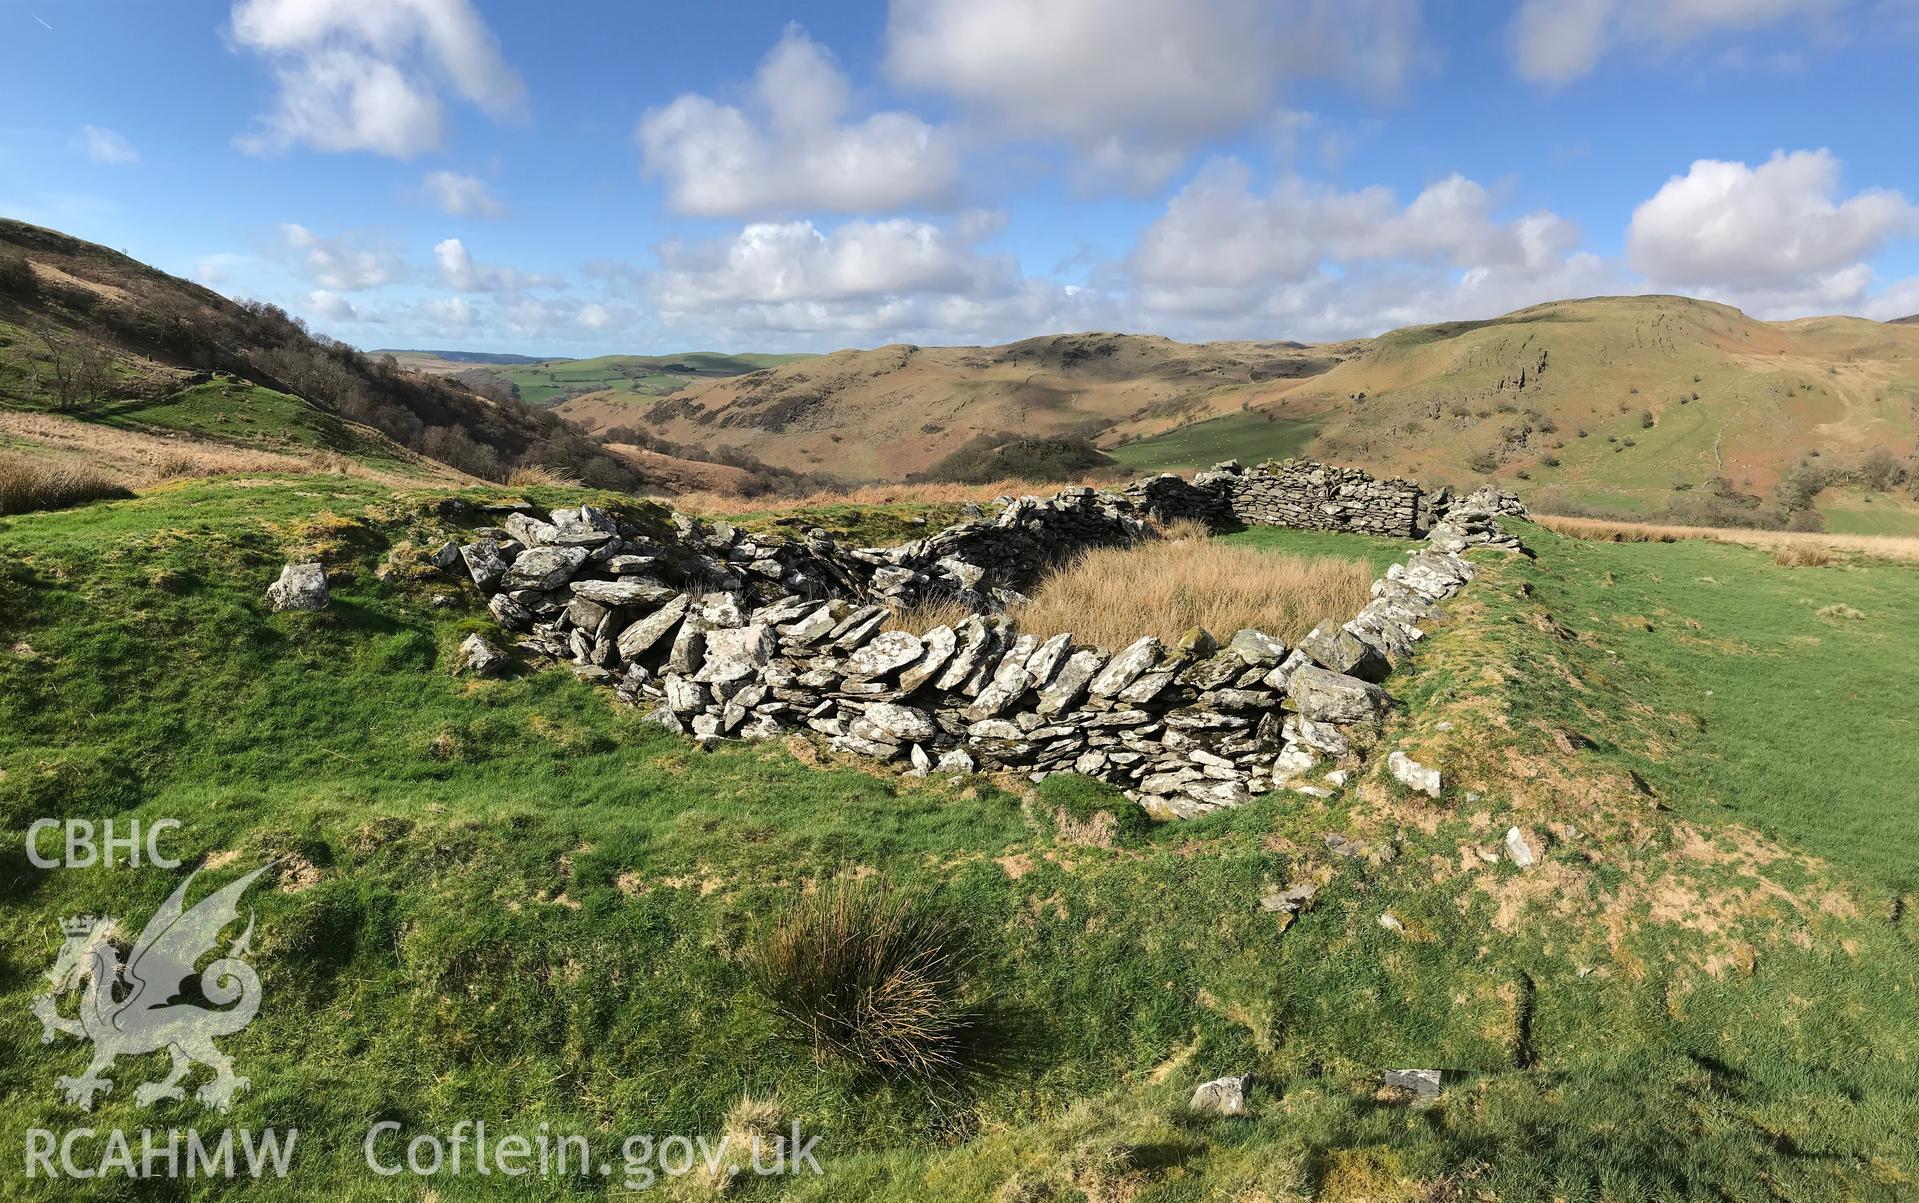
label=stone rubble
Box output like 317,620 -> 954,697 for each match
438,460 -> 1528,820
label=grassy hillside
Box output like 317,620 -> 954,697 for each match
3,479 -> 1916,1198
635,334 -> 1340,481
396,349 -> 812,410
0,220 -> 648,491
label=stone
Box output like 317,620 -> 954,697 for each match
503,511 -> 559,548
1037,649 -> 1105,715
1225,628 -> 1287,667
695,625 -> 775,684
1381,1069 -> 1443,1102
1188,1074 -> 1251,1116
1258,883 -> 1318,914
457,633 -> 503,677
1504,826 -> 1542,868
934,618 -> 996,691
1387,750 -> 1441,798
265,562 -> 329,612
570,577 -> 679,608
846,630 -> 924,679
616,594 -> 692,660
898,625 -> 958,692
935,748 -> 976,774
1299,625 -> 1391,683
1287,665 -> 1389,724
1023,632 -> 1074,686
502,545 -> 589,592
603,554 -> 659,575
1089,636 -> 1162,698
1176,626 -> 1218,656
779,603 -> 845,646
856,703 -> 937,743
459,541 -> 511,591
429,541 -> 463,571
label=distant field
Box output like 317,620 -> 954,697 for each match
1817,485 -> 1919,535
503,352 -> 811,407
1106,410 -> 1324,473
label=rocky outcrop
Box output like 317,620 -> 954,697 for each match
440,465 -> 1529,819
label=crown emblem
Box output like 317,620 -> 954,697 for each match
60,915 -> 103,938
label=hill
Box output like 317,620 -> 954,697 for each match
619,297 -> 1919,528
635,333 -> 1341,480
3,476 -> 1917,1197
0,219 -> 644,489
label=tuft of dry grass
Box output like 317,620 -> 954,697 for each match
1012,537 -> 1371,649
746,881 -> 973,1080
0,453 -> 133,515
1537,513 -> 1919,563
506,463 -> 583,487
1772,545 -> 1838,568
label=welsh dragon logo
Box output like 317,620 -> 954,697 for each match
31,863 -> 273,1112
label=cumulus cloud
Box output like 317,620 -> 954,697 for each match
423,170 -> 504,218
1627,149 -> 1916,312
637,24 -> 958,217
885,0 -> 1421,187
641,215 -> 1106,343
305,289 -> 361,322
1126,160 -> 1613,339
1510,0 -> 1843,84
279,223 -> 404,290
432,237 -> 563,293
77,125 -> 139,165
231,0 -> 524,157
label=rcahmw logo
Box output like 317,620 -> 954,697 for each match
25,862 -> 299,1181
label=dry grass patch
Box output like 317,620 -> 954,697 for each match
1008,534 -> 1373,648
0,452 -> 133,515
1537,513 -> 1919,562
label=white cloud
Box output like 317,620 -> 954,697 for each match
279,223 -> 404,290
1126,160 -> 1613,339
423,170 -> 504,218
639,215 -> 1108,344
1626,149 -> 1916,312
231,0 -> 524,157
306,289 -> 361,322
884,0 -> 1421,187
1510,0 -> 1843,84
77,124 -> 139,165
637,25 -> 958,217
432,237 -> 563,293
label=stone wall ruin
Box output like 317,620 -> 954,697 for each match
433,460 -> 1529,818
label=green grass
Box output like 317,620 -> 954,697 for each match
1,483 -> 1916,1199
1817,486 -> 1919,535
1107,410 -> 1324,474
502,352 -> 813,407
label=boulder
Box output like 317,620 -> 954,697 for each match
502,545 -> 589,592
459,540 -> 511,591
265,562 -> 329,612
570,577 -> 679,608
1286,665 -> 1389,724
457,633 -> 504,677
856,703 -> 937,744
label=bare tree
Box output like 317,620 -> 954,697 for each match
74,340 -> 114,408
35,323 -> 79,412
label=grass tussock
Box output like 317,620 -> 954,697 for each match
0,453 -> 133,515
506,463 -> 583,488
1007,532 -> 1373,649
1537,513 -> 1919,562
1772,544 -> 1838,568
747,881 -> 973,1080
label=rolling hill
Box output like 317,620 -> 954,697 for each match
614,296 -> 1919,527
393,348 -> 813,410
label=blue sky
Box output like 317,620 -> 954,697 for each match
2,0 -> 1916,356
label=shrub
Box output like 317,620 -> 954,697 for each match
747,881 -> 973,1079
1639,409 -> 1655,429
0,247 -> 36,296
1468,449 -> 1499,474
1541,455 -> 1561,468
0,454 -> 133,516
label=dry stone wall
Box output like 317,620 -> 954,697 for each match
1125,458 -> 1447,538
437,462 -> 1528,818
